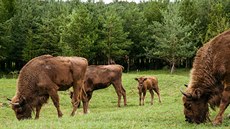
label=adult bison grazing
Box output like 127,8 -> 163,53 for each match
8,55 -> 88,120
181,30 -> 230,125
71,64 -> 127,114
135,76 -> 161,106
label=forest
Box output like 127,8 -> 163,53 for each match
0,0 -> 230,73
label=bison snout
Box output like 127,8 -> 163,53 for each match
185,116 -> 192,123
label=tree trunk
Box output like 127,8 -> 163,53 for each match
127,59 -> 130,73
170,62 -> 175,74
125,55 -> 130,73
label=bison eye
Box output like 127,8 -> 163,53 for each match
184,103 -> 192,110
16,107 -> 23,112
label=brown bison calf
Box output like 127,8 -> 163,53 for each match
71,64 -> 127,114
135,76 -> 161,106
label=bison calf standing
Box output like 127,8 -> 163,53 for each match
135,77 -> 161,106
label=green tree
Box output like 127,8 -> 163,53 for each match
11,0 -> 37,62
146,3 -> 194,73
192,0 -> 211,45
205,1 -> 230,42
22,0 -> 70,61
98,5 -> 132,64
0,0 -> 15,61
179,0 -> 200,67
63,4 -> 98,59
142,1 -> 166,24
119,2 -> 148,71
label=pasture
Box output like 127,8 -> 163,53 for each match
0,69 -> 229,129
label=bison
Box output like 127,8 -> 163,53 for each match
71,64 -> 127,114
135,76 -> 161,106
8,55 -> 88,120
181,29 -> 230,125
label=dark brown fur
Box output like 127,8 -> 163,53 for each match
71,64 -> 127,114
182,29 -> 230,125
10,55 -> 88,120
135,76 -> 161,106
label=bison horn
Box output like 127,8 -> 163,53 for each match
7,98 -> 20,106
184,84 -> 188,87
180,88 -> 192,98
9,101 -> 20,106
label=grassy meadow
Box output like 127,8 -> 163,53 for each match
0,69 -> 230,129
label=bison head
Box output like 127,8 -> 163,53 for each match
181,88 -> 210,124
9,96 -> 32,120
135,77 -> 147,90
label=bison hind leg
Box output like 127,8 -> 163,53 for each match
149,90 -> 154,105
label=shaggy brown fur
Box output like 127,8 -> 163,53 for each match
182,29 -> 230,125
135,76 -> 161,106
9,55 -> 88,120
71,64 -> 126,114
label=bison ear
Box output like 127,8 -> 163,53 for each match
192,89 -> 202,99
17,96 -> 26,106
134,78 -> 138,81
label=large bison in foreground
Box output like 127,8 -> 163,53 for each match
71,65 -> 126,114
181,30 -> 230,125
9,55 -> 88,120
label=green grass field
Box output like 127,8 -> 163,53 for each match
0,69 -> 229,129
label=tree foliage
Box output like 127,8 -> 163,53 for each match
98,5 -> 132,64
0,0 -> 229,72
146,3 -> 194,73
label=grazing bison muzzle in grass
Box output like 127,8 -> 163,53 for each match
181,29 -> 230,125
9,55 -> 88,120
135,76 -> 161,106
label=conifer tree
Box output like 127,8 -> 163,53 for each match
146,3 -> 194,73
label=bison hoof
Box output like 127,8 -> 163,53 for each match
71,112 -> 75,116
58,113 -> 63,118
212,121 -> 222,126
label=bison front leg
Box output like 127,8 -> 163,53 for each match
48,88 -> 63,118
35,104 -> 42,119
213,87 -> 230,125
138,90 -> 142,106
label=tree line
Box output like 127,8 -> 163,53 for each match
0,0 -> 230,73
